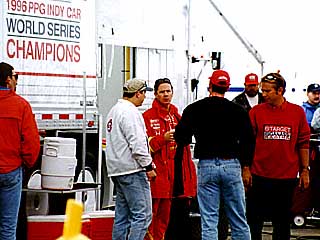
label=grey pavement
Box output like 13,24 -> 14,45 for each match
262,222 -> 320,240
226,222 -> 320,239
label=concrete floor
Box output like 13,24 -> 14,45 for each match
262,222 -> 320,240
226,222 -> 320,240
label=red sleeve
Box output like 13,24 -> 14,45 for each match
148,135 -> 166,153
21,103 -> 40,168
143,110 -> 167,153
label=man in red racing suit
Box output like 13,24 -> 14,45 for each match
143,78 -> 196,240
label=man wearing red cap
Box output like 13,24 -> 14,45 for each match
232,73 -> 263,112
174,69 -> 254,240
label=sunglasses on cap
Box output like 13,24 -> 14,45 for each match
12,74 -> 18,80
261,72 -> 285,86
11,70 -> 18,81
137,82 -> 148,92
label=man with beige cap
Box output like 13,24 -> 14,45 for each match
105,78 -> 156,240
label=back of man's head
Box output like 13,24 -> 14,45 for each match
0,62 -> 13,87
208,70 -> 230,94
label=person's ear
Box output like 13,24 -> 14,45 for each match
278,87 -> 284,95
5,77 -> 11,86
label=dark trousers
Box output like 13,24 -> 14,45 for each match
165,197 -> 229,240
165,198 -> 191,240
246,175 -> 297,240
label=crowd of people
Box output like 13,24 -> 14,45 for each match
105,69 -> 320,240
1,59 -> 319,240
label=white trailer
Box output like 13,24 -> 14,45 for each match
1,0 -> 97,130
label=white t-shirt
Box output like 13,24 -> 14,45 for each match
245,94 -> 259,108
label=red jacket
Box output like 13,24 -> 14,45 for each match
0,89 -> 40,173
143,99 -> 197,198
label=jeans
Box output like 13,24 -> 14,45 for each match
0,167 -> 22,240
111,171 -> 152,240
197,159 -> 250,240
246,175 -> 296,240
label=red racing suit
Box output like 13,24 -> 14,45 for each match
143,99 -> 197,198
0,89 -> 40,173
143,99 -> 196,240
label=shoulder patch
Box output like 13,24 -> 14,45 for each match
107,119 -> 112,132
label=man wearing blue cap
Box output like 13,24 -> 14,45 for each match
302,83 -> 320,127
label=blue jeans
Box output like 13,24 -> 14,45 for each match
197,159 -> 250,240
0,167 -> 22,240
111,171 -> 152,240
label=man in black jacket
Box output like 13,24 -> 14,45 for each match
175,69 -> 254,240
232,73 -> 263,111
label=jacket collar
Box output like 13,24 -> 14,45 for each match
0,89 -> 15,100
152,99 -> 179,117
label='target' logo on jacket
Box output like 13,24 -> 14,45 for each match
263,125 -> 291,140
107,119 -> 112,132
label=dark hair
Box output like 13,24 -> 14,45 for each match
123,91 -> 136,98
154,78 -> 173,93
261,72 -> 286,94
210,84 -> 228,94
0,62 -> 14,87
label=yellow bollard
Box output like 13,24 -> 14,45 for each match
57,199 -> 90,240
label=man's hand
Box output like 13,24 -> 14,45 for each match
242,166 -> 252,192
164,129 -> 175,142
146,170 -> 157,181
299,169 -> 310,190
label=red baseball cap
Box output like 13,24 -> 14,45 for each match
208,70 -> 230,87
245,73 -> 259,85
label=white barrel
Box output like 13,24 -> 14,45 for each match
41,155 -> 77,190
43,137 -> 76,157
41,175 -> 74,190
41,155 -> 77,176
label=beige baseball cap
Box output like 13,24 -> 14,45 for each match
123,78 -> 153,93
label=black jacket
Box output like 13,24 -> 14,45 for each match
232,92 -> 263,112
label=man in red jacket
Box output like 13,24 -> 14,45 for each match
143,78 -> 197,240
245,72 -> 310,240
0,62 -> 40,239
